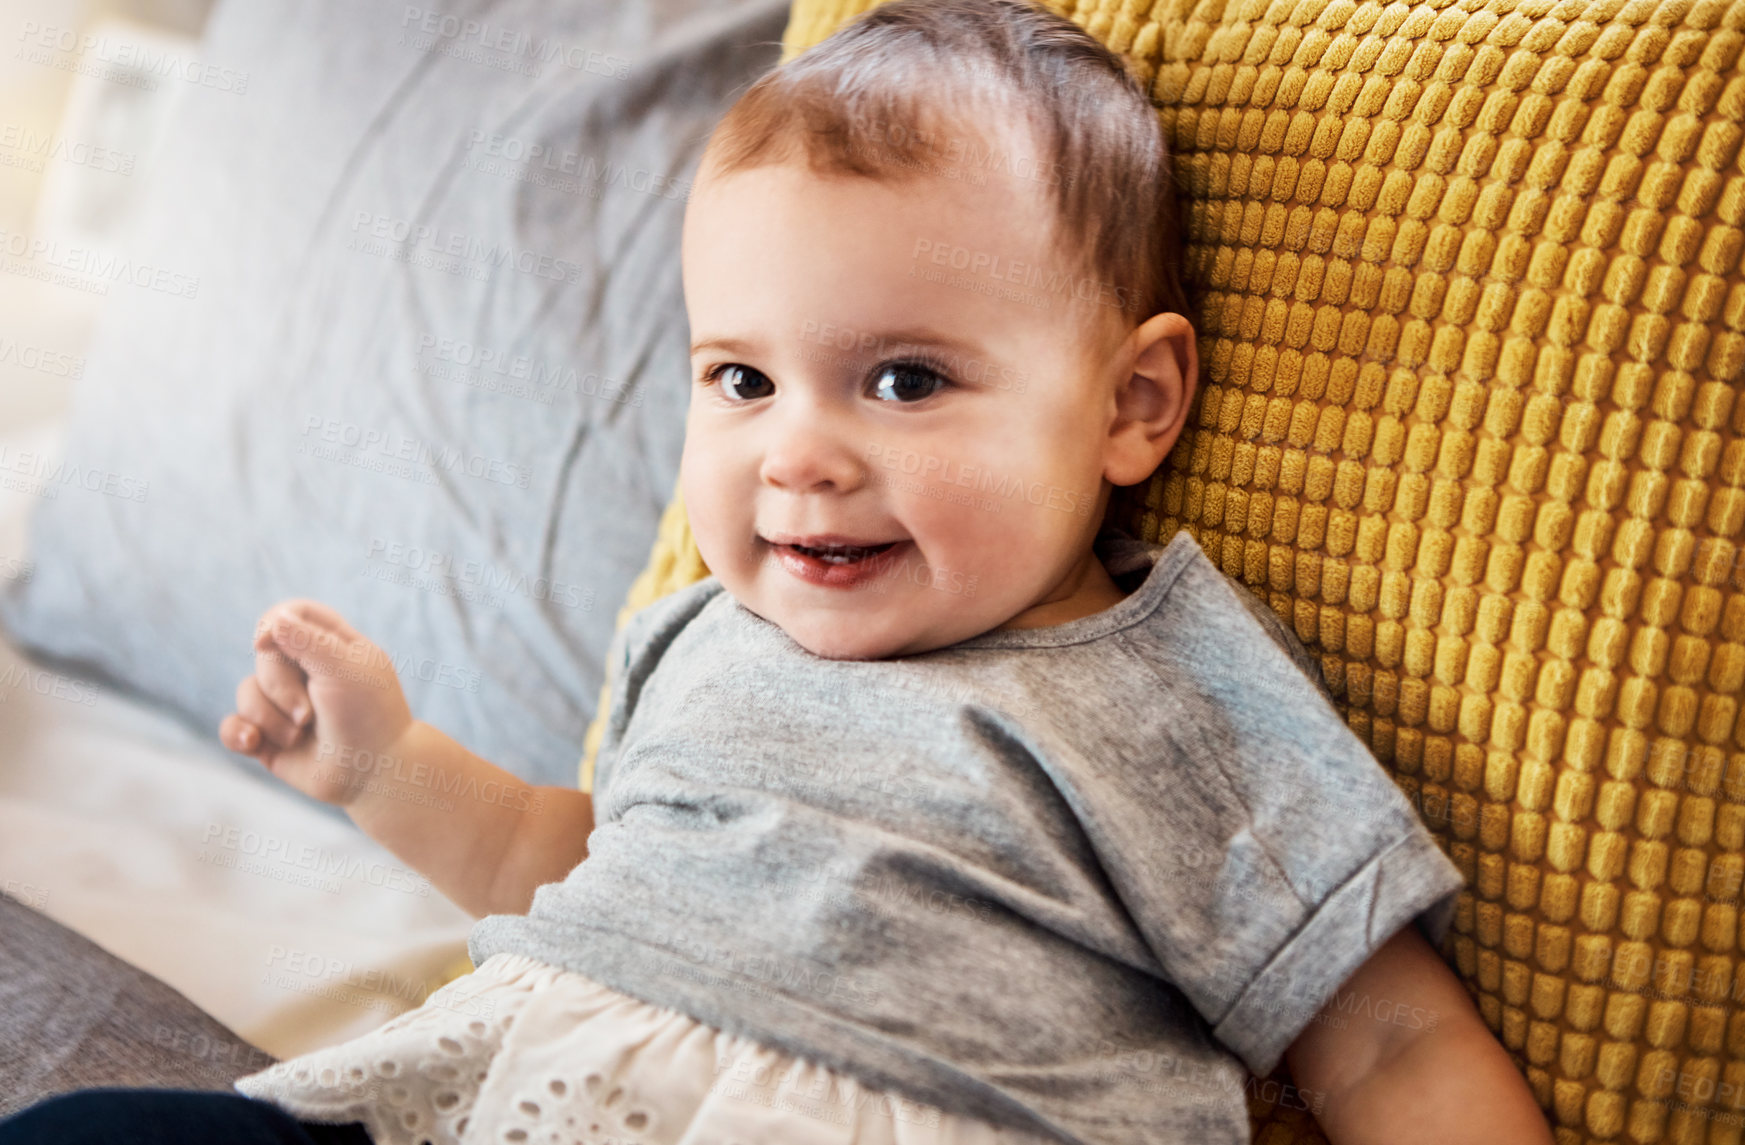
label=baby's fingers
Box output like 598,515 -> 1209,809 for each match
234,675 -> 304,750
255,599 -> 385,696
219,713 -> 268,758
253,640 -> 313,728
253,603 -> 332,723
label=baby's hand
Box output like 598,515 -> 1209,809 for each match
218,599 -> 414,807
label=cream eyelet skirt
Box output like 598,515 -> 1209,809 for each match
234,952 -> 1046,1145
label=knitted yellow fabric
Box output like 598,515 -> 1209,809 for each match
570,1 -> 1745,1141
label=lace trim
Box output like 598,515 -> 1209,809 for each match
236,953 -> 1034,1145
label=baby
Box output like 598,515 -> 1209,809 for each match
0,2 -> 1552,1144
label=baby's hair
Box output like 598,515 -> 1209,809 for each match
701,0 -> 1190,329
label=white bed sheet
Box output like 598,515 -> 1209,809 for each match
0,409 -> 478,1061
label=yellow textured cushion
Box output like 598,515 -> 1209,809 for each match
578,1 -> 1745,1141
578,483 -> 711,794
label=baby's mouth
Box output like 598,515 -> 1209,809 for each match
783,541 -> 897,565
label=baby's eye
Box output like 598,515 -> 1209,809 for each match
869,361 -> 947,404
703,363 -> 774,402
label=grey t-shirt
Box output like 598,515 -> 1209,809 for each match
469,525 -> 1467,1144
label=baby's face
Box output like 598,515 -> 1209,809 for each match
678,155 -> 1168,660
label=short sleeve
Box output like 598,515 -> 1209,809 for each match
1083,550 -> 1467,1079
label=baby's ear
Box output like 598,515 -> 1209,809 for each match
1137,310 -> 1197,398
1106,312 -> 1197,487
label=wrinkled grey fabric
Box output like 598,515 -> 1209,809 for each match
461,526 -> 1468,1145
0,890 -> 276,1117
0,0 -> 788,798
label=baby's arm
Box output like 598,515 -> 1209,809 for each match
219,599 -> 593,919
1283,924 -> 1553,1145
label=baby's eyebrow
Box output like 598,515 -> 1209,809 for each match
862,327 -> 987,357
690,328 -> 989,359
690,334 -> 757,356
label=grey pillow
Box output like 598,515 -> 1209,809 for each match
0,0 -> 787,795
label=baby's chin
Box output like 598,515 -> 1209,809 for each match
777,610 -> 908,661
745,593 -> 954,661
